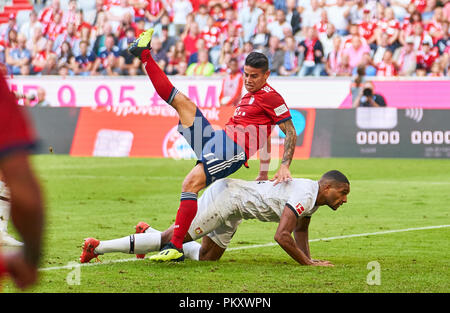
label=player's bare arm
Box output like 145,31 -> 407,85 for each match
256,140 -> 271,181
293,216 -> 311,259
275,206 -> 333,267
272,119 -> 296,185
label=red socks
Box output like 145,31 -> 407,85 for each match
141,49 -> 176,104
171,193 -> 198,250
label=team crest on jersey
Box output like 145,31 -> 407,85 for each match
295,203 -> 305,215
195,227 -> 203,235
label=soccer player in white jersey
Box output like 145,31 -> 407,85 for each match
81,170 -> 350,266
0,175 -> 24,247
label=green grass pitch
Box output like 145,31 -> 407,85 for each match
2,156 -> 449,293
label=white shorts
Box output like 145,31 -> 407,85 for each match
187,181 -> 242,249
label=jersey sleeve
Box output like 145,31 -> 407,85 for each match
259,91 -> 292,125
285,182 -> 316,218
0,75 -> 36,159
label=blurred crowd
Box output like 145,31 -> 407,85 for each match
0,0 -> 449,77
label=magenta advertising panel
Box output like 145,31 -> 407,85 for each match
340,80 -> 450,109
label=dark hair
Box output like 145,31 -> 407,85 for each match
320,170 -> 350,185
245,51 -> 269,72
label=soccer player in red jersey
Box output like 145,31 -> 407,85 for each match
0,71 -> 44,289
121,28 -> 297,262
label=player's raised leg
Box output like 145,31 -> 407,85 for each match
128,28 -> 197,128
79,222 -> 203,263
0,177 -> 24,247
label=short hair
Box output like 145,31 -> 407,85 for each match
245,51 -> 269,72
320,170 -> 350,186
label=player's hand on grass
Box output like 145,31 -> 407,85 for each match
3,252 -> 38,289
271,164 -> 292,186
311,260 -> 334,267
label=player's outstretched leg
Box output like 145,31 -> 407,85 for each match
128,28 -> 197,128
0,180 -> 24,247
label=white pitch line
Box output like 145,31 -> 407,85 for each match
39,224 -> 450,272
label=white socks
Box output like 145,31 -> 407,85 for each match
94,225 -> 202,260
95,233 -> 161,255
182,241 -> 201,261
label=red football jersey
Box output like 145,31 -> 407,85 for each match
0,74 -> 35,158
225,83 -> 291,158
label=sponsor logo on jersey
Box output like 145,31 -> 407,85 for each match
295,203 -> 305,215
274,104 -> 288,117
195,227 -> 203,235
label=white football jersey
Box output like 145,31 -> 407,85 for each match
199,178 -> 320,223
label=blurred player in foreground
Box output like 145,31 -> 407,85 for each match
80,170 -> 350,267
0,71 -> 44,290
127,28 -> 297,262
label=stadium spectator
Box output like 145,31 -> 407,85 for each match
160,25 -> 177,54
349,0 -> 367,25
428,60 -> 444,76
219,57 -> 243,106
143,0 -> 166,25
391,0 -> 412,21
74,40 -> 97,76
342,35 -> 371,70
319,23 -> 337,58
301,0 -> 323,28
286,0 -> 301,35
117,28 -> 140,76
326,0 -> 351,36
182,21 -> 201,57
31,39 -> 57,75
376,49 -> 398,76
394,36 -> 417,76
373,32 -> 394,64
354,80 -> 387,107
325,35 -> 342,76
359,8 -> 378,49
416,37 -> 440,73
153,12 -> 177,38
195,4 -> 209,30
91,34 -> 121,76
356,52 -> 377,76
165,41 -> 189,75
250,15 -> 271,50
62,0 -> 78,27
267,9 -> 292,41
186,49 -> 215,76
44,11 -> 65,41
150,35 -> 168,70
279,36 -> 300,76
263,35 -> 285,75
172,0 -> 194,35
5,34 -> 31,75
217,40 -> 234,70
93,23 -> 115,55
54,22 -> 80,56
106,0 -> 135,34
298,27 -> 325,77
56,41 -> 77,76
399,10 -> 423,46
38,0 -> 62,31
422,0 -> 437,22
335,53 -> 353,76
436,21 -> 449,55
26,25 -> 47,58
19,11 -> 42,42
238,0 -> 264,42
410,22 -> 434,51
75,9 -> 92,37
426,6 -> 445,45
376,7 -> 401,51
0,14 -> 17,45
